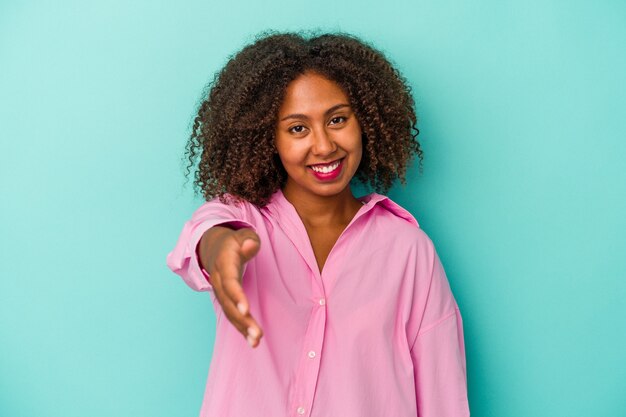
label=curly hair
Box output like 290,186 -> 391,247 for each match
184,29 -> 423,207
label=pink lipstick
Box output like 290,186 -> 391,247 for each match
308,158 -> 344,181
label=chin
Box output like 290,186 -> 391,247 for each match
310,182 -> 351,196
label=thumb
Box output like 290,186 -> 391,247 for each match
234,230 -> 261,262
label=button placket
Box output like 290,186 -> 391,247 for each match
290,291 -> 327,417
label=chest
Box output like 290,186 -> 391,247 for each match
304,225 -> 345,274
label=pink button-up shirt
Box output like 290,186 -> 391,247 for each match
166,188 -> 470,417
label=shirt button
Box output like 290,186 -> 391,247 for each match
319,298 -> 326,305
308,350 -> 316,358
297,406 -> 305,414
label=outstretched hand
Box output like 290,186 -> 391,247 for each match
201,227 -> 264,348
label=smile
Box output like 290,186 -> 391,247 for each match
307,158 -> 345,181
309,159 -> 342,173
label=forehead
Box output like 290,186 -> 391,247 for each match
278,71 -> 349,113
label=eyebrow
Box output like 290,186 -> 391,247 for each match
279,103 -> 351,122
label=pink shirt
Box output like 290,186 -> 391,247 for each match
166,188 -> 470,417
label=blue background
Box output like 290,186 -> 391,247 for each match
1,1 -> 625,416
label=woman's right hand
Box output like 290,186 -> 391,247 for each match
199,226 -> 264,348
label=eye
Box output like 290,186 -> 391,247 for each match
329,116 -> 347,125
288,125 -> 307,134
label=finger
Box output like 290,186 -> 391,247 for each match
233,228 -> 260,245
213,255 -> 263,345
214,252 -> 263,334
232,229 -> 261,262
221,274 -> 264,343
239,238 -> 260,262
215,233 -> 264,347
218,233 -> 259,309
219,292 -> 264,349
216,243 -> 252,313
219,289 -> 251,336
212,260 -> 248,332
221,271 -> 249,317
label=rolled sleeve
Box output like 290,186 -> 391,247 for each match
165,197 -> 256,292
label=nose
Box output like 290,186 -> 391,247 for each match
311,127 -> 337,156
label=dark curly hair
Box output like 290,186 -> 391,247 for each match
184,29 -> 423,207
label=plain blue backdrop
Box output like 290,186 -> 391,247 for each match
1,1 -> 625,416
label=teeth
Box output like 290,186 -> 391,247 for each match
311,160 -> 340,173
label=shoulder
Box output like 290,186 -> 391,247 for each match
190,193 -> 261,223
365,193 -> 435,251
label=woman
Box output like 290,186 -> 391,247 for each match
167,30 -> 470,417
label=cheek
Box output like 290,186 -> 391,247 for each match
276,140 -> 305,167
351,131 -> 363,160
349,123 -> 363,152
353,145 -> 363,168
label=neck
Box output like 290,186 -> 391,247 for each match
281,183 -> 362,228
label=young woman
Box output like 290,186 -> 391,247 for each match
167,30 -> 469,417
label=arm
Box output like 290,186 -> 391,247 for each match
408,237 -> 470,416
411,307 -> 469,416
166,197 -> 256,292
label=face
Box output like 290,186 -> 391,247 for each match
274,71 -> 363,199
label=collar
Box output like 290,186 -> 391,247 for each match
260,188 -> 419,280
262,188 -> 419,229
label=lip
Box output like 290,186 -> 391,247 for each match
307,157 -> 344,168
308,157 -> 344,181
